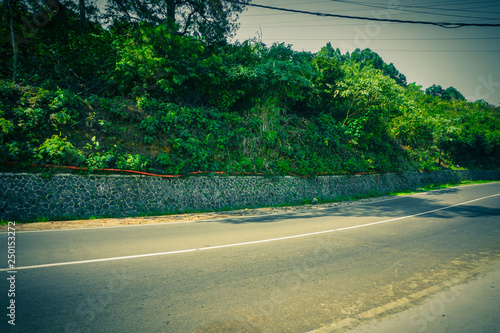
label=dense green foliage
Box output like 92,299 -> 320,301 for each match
1,1 -> 499,176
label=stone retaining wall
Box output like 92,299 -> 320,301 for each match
1,170 -> 499,221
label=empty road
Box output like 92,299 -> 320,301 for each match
1,182 -> 499,332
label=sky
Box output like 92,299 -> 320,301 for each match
231,0 -> 500,106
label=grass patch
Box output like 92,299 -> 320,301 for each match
389,180 -> 499,196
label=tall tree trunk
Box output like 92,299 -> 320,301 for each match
7,0 -> 18,82
79,0 -> 86,35
166,0 -> 176,31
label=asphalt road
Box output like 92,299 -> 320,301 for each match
1,182 -> 499,332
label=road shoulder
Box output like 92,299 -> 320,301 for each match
312,258 -> 500,333
1,195 -> 397,232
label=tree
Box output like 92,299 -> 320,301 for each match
337,62 -> 404,148
79,0 -> 85,35
426,84 -> 465,101
425,84 -> 444,97
349,49 -> 407,86
442,86 -> 465,101
2,0 -> 19,81
311,55 -> 343,113
104,0 -> 250,42
316,42 -> 345,62
110,23 -> 204,97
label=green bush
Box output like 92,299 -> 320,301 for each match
116,154 -> 151,171
36,135 -> 83,165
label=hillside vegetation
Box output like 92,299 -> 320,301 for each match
1,2 -> 499,176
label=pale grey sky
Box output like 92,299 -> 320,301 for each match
232,0 -> 500,106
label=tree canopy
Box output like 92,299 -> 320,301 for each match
425,84 -> 466,101
104,0 -> 250,41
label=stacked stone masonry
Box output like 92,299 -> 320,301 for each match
1,170 -> 499,221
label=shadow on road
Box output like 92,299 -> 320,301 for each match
216,191 -> 500,224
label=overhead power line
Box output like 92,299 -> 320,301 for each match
227,1 -> 500,28
330,0 -> 500,20
261,37 -> 500,41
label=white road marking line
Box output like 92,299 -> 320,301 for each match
2,192 -> 499,271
